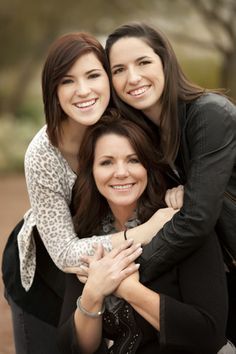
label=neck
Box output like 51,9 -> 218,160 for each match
109,203 -> 136,231
142,104 -> 162,126
58,119 -> 87,172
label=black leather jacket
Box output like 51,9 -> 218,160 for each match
140,93 -> 236,282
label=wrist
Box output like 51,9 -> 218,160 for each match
82,285 -> 105,311
77,296 -> 105,318
120,280 -> 140,302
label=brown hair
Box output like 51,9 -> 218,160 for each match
105,22 -> 208,162
72,108 -> 167,237
42,32 -> 109,146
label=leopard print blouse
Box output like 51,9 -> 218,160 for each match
17,126 -> 112,291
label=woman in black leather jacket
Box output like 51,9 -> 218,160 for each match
105,22 -> 236,345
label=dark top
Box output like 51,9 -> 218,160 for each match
2,219 -> 65,326
139,93 -> 236,282
58,228 -> 228,354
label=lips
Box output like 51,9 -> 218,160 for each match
128,85 -> 150,97
74,98 -> 97,108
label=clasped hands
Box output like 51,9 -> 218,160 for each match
65,239 -> 141,299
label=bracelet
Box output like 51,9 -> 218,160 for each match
76,296 -> 105,318
124,229 -> 128,240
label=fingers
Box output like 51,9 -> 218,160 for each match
64,264 -> 89,276
108,238 -> 134,258
120,263 -> 140,280
64,266 -> 83,274
77,275 -> 88,284
165,185 -> 184,209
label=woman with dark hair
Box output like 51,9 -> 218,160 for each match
105,22 -> 236,346
2,32 -> 175,354
58,110 -> 229,354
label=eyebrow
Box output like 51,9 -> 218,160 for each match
63,69 -> 103,77
98,153 -> 138,159
111,56 -> 151,70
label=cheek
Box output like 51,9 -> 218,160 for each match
112,76 -> 122,94
57,87 -> 68,106
93,168 -> 108,190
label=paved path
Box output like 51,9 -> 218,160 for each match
0,175 -> 29,354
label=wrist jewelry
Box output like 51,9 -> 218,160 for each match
76,296 -> 105,318
124,229 -> 128,240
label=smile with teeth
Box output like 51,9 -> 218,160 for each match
111,183 -> 134,190
75,98 -> 97,108
128,86 -> 150,96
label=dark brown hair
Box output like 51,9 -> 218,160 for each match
72,108 -> 167,237
105,22 -> 208,163
42,32 -> 109,146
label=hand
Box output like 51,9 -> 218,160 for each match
165,185 -> 184,209
66,240 -> 142,297
139,208 -> 179,245
114,269 -> 140,298
64,264 -> 89,284
82,240 -> 142,298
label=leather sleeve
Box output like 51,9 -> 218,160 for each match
159,231 -> 227,353
140,94 -> 236,282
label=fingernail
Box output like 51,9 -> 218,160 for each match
136,263 -> 140,268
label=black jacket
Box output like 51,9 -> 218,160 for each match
140,93 -> 236,282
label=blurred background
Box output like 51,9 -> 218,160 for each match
0,0 -> 235,352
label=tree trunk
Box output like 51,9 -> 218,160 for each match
220,49 -> 236,100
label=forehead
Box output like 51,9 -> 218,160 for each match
95,133 -> 134,155
67,52 -> 103,74
109,37 -> 155,65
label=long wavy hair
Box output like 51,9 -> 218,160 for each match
72,109 -> 167,237
105,22 -> 217,163
42,32 -> 110,146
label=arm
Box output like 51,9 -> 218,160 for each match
115,273 -> 161,330
116,231 -> 228,353
140,95 -> 236,281
58,241 -> 142,354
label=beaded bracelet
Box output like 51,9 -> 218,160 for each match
76,296 -> 105,318
124,229 -> 128,240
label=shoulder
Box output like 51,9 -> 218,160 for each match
24,126 -> 64,171
24,125 -> 75,191
185,93 -> 236,132
189,93 -> 236,116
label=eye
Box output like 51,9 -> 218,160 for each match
112,67 -> 124,76
139,60 -> 151,66
129,157 -> 140,164
88,72 -> 101,79
60,78 -> 74,85
99,159 -> 112,166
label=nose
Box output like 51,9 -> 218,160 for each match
114,162 -> 129,178
75,81 -> 91,97
127,67 -> 141,85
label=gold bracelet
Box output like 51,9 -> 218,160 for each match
76,296 -> 105,318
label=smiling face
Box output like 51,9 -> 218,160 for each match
57,52 -> 110,127
109,37 -> 165,123
93,133 -> 147,217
